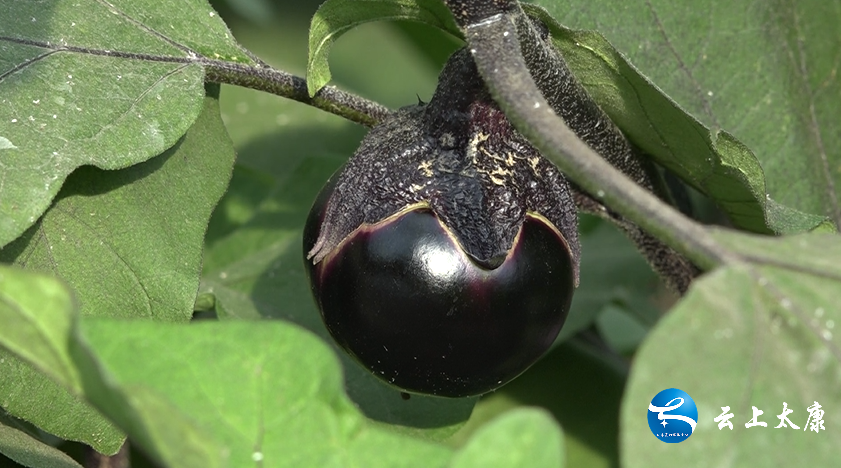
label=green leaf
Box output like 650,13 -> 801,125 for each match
450,341 -> 626,468
0,266 -> 122,454
528,1 -> 841,231
595,303 -> 650,355
710,229 -> 841,274
307,0 -> 461,96
450,409 -> 564,468
0,88 -> 235,452
0,266 -> 79,391
2,87 -> 234,320
0,354 -> 122,455
556,215 -> 663,343
76,320 -> 571,468
76,319 -> 454,468
621,232 -> 841,467
0,0 -> 251,247
0,416 -> 82,468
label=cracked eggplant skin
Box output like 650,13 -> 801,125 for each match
302,48 -> 579,398
304,197 -> 574,398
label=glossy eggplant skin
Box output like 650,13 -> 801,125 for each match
304,190 -> 574,397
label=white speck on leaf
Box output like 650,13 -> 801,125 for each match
251,452 -> 263,462
0,137 -> 18,150
815,307 -> 825,318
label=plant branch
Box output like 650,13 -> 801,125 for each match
205,61 -> 390,127
452,5 -> 739,271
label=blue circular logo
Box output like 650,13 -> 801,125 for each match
647,388 -> 698,443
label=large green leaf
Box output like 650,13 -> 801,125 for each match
621,231 -> 841,467
0,266 -> 78,389
450,409 -> 564,468
0,89 -> 236,452
531,0 -> 841,231
0,266 -> 121,454
451,340 -> 626,468
0,353 -> 122,455
0,414 -> 82,468
75,319 -> 455,468
0,0 -> 251,247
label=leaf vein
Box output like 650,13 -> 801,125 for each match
53,203 -> 154,318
